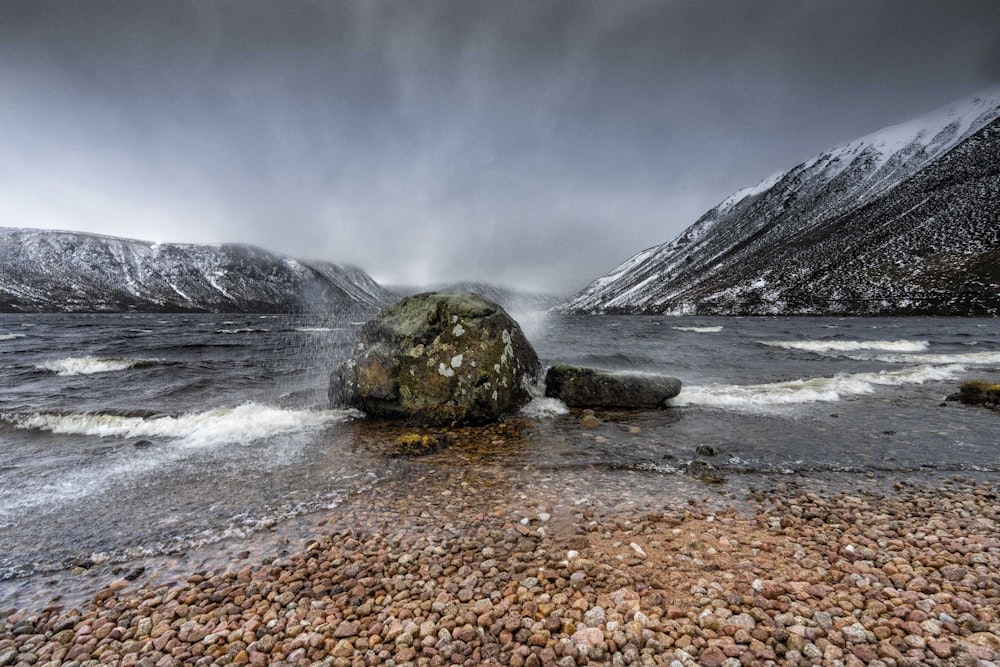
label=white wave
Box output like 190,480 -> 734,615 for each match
36,357 -> 158,376
521,396 -> 569,418
4,403 -> 361,448
0,406 -> 367,518
760,339 -> 929,354
0,333 -> 26,340
672,326 -> 723,333
520,377 -> 569,418
848,350 -> 1000,365
293,327 -> 344,333
215,328 -> 269,334
671,364 -> 965,409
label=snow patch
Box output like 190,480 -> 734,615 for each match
718,170 -> 786,212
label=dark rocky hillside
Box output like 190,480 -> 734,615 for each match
561,87 -> 1000,316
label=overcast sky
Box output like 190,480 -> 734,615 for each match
2,1 -> 999,294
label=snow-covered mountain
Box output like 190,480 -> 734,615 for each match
0,228 -> 392,313
389,281 -> 564,312
560,86 -> 1000,316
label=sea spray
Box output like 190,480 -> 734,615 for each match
848,351 -> 1000,365
672,326 -> 723,333
36,357 -> 162,376
3,403 -> 361,447
671,364 -> 965,410
759,339 -> 929,353
214,328 -> 269,334
520,376 -> 569,418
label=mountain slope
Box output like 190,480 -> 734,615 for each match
389,281 -> 564,312
560,87 -> 1000,316
0,228 -> 392,313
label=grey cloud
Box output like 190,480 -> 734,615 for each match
1,0 -> 999,294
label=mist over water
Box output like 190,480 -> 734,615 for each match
1,312 -> 999,609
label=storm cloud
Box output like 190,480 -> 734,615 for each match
2,1 -> 999,294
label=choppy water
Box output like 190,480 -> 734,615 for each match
1,312 -> 998,608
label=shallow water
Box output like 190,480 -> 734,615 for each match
1,311 -> 998,609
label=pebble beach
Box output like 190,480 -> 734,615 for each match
2,462 -> 998,667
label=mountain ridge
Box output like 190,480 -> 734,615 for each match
0,227 -> 391,313
388,281 -> 563,313
560,86 -> 1000,316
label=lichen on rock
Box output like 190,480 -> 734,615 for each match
391,433 -> 449,456
332,292 -> 540,425
947,379 -> 1000,411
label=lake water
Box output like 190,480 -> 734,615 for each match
1,311 -> 998,609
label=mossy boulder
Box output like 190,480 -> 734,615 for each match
544,364 -> 682,408
332,292 -> 540,425
947,379 -> 1000,409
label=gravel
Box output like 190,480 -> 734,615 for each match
1,472 -> 998,666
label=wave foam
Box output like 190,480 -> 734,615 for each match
760,339 -> 929,354
672,364 -> 964,409
293,327 -> 344,333
521,396 -> 569,418
215,328 -> 269,334
672,326 -> 723,333
0,333 -> 26,341
848,351 -> 1000,365
520,377 -> 569,418
36,357 -> 159,376
4,403 -> 361,447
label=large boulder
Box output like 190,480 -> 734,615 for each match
544,365 -> 682,408
333,292 -> 540,425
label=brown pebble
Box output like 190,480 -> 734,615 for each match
334,620 -> 359,638
698,645 -> 728,667
2,476 -> 998,667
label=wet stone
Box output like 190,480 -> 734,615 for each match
333,292 -> 540,426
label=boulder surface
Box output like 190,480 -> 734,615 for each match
333,292 -> 540,425
544,365 -> 681,408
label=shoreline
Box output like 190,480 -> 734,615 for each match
2,471 -> 998,666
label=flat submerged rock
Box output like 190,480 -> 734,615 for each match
544,364 -> 682,408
